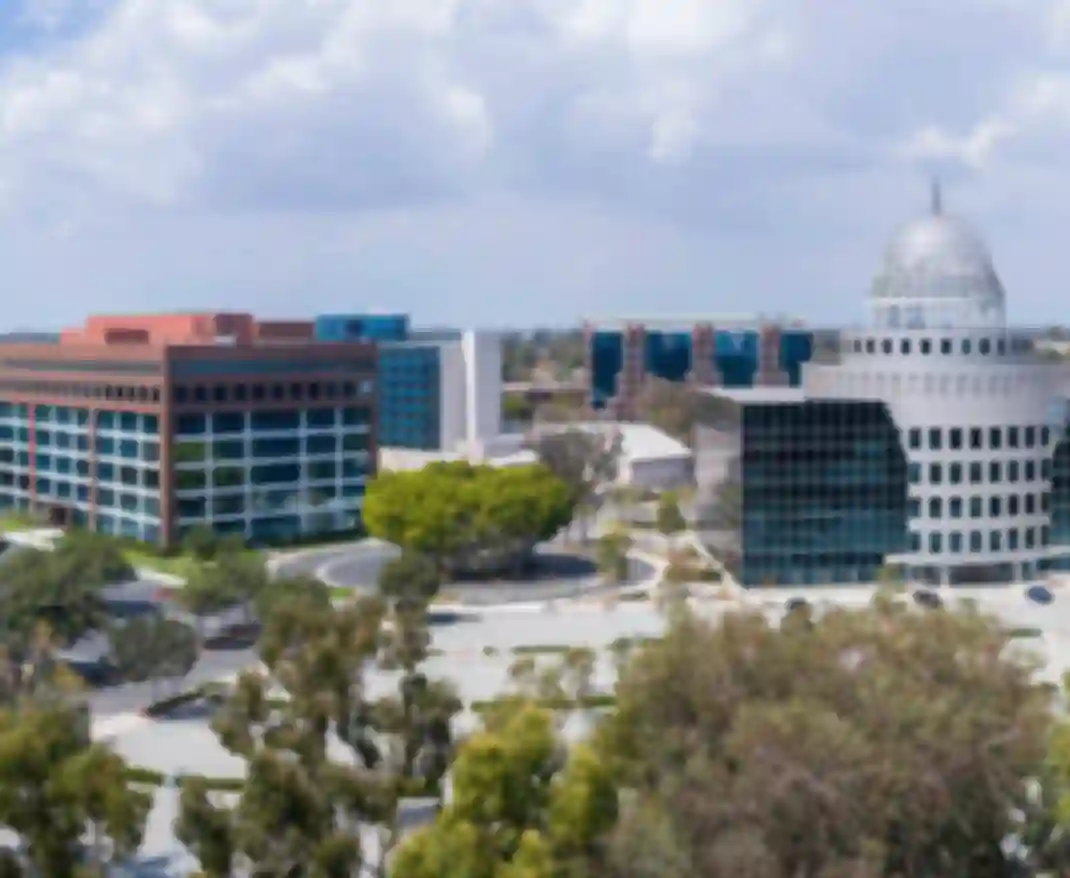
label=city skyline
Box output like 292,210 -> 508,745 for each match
0,2 -> 1069,328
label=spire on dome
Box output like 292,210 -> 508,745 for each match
930,178 -> 943,216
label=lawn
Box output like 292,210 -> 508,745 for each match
121,548 -> 202,580
0,512 -> 50,532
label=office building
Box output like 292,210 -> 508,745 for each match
583,315 -> 815,417
695,185 -> 1070,587
0,312 -> 377,548
313,315 -> 502,454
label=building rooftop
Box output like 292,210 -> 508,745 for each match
583,315 -> 807,332
700,386 -> 808,405
538,421 -> 691,462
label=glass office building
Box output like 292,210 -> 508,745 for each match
0,312 -> 378,548
585,320 -> 815,412
696,186 -> 1070,587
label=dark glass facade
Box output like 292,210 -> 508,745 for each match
739,400 -> 910,586
644,332 -> 691,382
1049,425 -> 1070,570
377,345 -> 442,449
588,327 -> 815,409
314,313 -> 409,343
590,331 -> 623,408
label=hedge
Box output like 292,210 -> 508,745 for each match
1005,627 -> 1043,639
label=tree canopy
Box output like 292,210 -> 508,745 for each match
598,600 -> 1054,877
363,462 -> 575,575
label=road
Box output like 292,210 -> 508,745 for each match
277,539 -> 656,605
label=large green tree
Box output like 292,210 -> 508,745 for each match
391,700 -> 616,878
109,615 -> 200,697
363,462 -> 575,576
598,600 -> 1053,877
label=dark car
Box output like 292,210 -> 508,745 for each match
1026,584 -> 1054,605
912,588 -> 942,610
785,597 -> 810,613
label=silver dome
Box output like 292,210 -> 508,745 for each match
871,184 -> 1006,307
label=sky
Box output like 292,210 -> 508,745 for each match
0,0 -> 1069,330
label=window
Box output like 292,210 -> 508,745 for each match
997,339 -> 1006,355
989,496 -> 1002,517
949,497 -> 963,518
1008,529 -> 1019,550
1008,426 -> 1019,448
865,339 -> 875,354
989,461 -> 1002,483
990,531 -> 1002,552
940,338 -> 952,354
1025,460 -> 1036,481
949,428 -> 963,450
979,338 -> 991,355
1008,461 -> 1020,482
928,428 -> 942,450
1042,426 -> 1051,446
882,339 -> 892,354
969,427 -> 983,449
970,531 -> 983,552
921,339 -> 932,355
900,339 -> 911,354
989,427 -> 1001,449
1008,495 -> 1020,516
193,385 -> 207,403
1043,493 -> 1051,513
962,339 -> 972,354
213,385 -> 227,402
929,532 -> 942,553
908,428 -> 921,450
949,462 -> 963,484
928,497 -> 943,518
1044,459 -> 1052,479
1026,494 -> 1036,514
929,463 -> 942,484
1025,426 -> 1036,447
1043,525 -> 1051,546
911,532 -> 922,552
949,532 -> 963,553
909,497 -> 921,517
969,462 -> 983,484
1026,528 -> 1036,549
969,497 -> 983,518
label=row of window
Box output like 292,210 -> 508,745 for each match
907,425 -> 1051,452
912,526 -> 1047,554
911,494 -> 1046,520
852,336 -> 1032,357
175,407 -> 370,436
174,433 -> 371,466
176,483 -> 366,521
0,381 -> 161,402
173,379 -> 373,406
174,460 -> 369,491
908,460 -> 1050,486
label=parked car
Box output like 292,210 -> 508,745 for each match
912,588 -> 942,610
1026,584 -> 1054,605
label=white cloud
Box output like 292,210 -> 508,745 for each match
0,0 -> 1066,326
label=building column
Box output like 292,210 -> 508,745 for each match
615,323 -> 647,420
757,323 -> 789,387
690,323 -> 720,386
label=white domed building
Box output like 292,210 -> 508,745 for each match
696,185 -> 1070,587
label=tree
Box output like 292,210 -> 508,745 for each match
0,700 -> 152,876
528,428 -> 621,543
0,545 -> 113,655
390,700 -> 616,878
182,524 -> 221,563
697,458 -> 743,580
176,594 -> 461,877
363,462 -> 575,577
655,491 -> 686,538
110,615 -> 199,698
595,528 -> 632,585
632,378 -> 698,445
597,601 -> 1053,877
255,573 -> 332,623
377,552 -> 442,607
